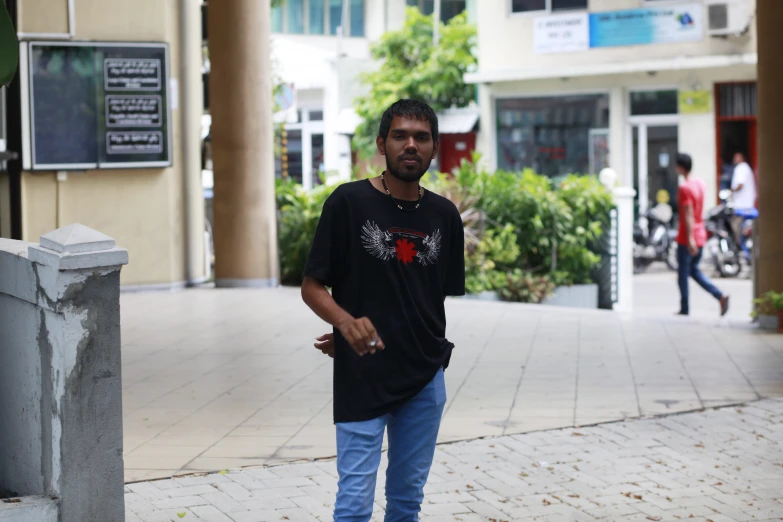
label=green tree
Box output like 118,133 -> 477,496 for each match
352,7 -> 477,159
0,0 -> 19,87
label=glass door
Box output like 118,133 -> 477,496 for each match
631,122 -> 678,218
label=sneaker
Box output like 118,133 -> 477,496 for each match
720,295 -> 730,317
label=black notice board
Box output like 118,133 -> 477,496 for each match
28,42 -> 171,170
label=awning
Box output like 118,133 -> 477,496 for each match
437,107 -> 480,134
335,106 -> 480,136
464,52 -> 758,84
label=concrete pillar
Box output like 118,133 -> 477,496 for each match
608,86 -> 626,184
180,0 -> 207,285
613,187 -> 636,313
756,1 -> 783,296
208,0 -> 279,287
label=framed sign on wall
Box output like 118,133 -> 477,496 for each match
23,41 -> 171,170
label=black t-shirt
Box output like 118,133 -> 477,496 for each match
304,179 -> 465,423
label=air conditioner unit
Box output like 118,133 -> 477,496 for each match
705,0 -> 752,37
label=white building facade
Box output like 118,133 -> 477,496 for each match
269,0 -> 476,189
467,0 -> 757,216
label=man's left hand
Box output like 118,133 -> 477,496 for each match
315,333 -> 334,358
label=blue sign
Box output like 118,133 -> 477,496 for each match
589,3 -> 702,49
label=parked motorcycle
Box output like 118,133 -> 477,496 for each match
633,203 -> 677,273
704,189 -> 757,278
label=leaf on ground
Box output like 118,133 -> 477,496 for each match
218,470 -> 228,475
177,512 -> 186,519
571,432 -> 585,436
647,517 -> 662,521
542,498 -> 551,506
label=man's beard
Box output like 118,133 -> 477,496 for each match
385,153 -> 433,183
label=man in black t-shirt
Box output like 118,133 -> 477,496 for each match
301,99 -> 465,521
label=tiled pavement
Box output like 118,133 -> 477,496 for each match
125,398 -> 783,522
120,285 -> 783,482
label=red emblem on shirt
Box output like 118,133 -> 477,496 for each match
395,238 -> 417,264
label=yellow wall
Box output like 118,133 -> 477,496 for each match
19,0 -> 204,286
18,0 -> 68,34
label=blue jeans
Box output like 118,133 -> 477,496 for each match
677,244 -> 723,315
334,368 -> 447,522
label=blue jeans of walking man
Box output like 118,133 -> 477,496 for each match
677,244 -> 723,315
333,368 -> 447,522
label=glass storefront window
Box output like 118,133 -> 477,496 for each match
496,94 -> 610,177
630,90 -> 678,116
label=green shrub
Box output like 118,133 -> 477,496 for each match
498,270 -> 557,304
464,224 -> 519,294
434,155 -> 614,291
275,178 -> 342,286
275,153 -> 614,299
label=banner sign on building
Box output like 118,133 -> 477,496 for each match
590,4 -> 702,48
678,90 -> 712,114
534,13 -> 589,54
535,4 -> 702,54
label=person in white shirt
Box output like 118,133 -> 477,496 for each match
730,152 -> 758,244
731,152 -> 757,210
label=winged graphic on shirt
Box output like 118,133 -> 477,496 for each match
360,220 -> 441,266
360,221 -> 395,261
416,229 -> 442,266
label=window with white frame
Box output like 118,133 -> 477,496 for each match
272,0 -> 365,37
276,109 -> 326,190
407,0 -> 467,23
511,0 -> 587,14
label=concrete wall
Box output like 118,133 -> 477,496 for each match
0,239 -> 44,497
475,0 -> 756,74
0,225 -> 128,522
18,0 -> 205,287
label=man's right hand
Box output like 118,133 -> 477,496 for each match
336,317 -> 384,356
688,238 -> 699,256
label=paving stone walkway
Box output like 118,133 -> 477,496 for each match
125,398 -> 783,522
120,287 -> 783,482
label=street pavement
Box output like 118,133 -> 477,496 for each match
633,267 -> 753,325
125,398 -> 783,521
120,285 -> 783,483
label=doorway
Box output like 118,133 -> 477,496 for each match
631,120 -> 679,219
715,82 -> 757,198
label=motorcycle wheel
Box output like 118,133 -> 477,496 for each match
633,257 -> 650,274
715,239 -> 741,278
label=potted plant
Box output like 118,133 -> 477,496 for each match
753,291 -> 783,332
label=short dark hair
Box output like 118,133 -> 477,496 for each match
378,99 -> 439,143
676,153 -> 692,173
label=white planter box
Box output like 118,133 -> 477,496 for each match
542,284 -> 599,309
758,314 -> 779,331
463,291 -> 502,302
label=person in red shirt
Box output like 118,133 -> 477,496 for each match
675,153 -> 729,316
